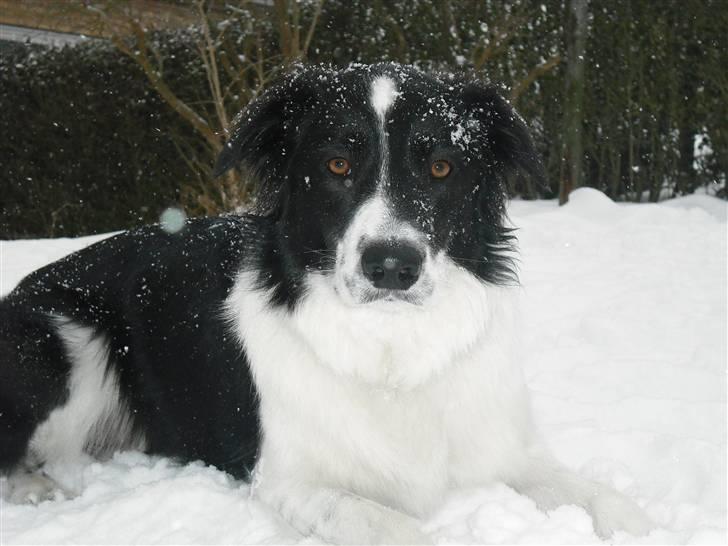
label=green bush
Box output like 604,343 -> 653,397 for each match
1,0 -> 724,238
0,38 -> 201,237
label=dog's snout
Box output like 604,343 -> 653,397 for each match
360,242 -> 423,290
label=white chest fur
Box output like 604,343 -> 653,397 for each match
225,266 -> 532,518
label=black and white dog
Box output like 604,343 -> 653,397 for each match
0,64 -> 652,543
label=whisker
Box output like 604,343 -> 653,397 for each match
301,247 -> 336,256
451,256 -> 490,264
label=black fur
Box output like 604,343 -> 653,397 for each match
1,217 -> 262,477
0,63 -> 541,479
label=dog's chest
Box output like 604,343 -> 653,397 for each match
226,272 -> 525,514
275,365 -> 449,514
253,328 -> 450,513
227,278 -> 454,513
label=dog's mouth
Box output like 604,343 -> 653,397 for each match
339,275 -> 433,307
359,287 -> 423,305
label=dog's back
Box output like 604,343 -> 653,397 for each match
0,215 -> 261,483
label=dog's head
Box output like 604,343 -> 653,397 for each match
216,64 -> 542,310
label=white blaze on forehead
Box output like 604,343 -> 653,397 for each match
370,76 -> 398,121
370,76 -> 397,190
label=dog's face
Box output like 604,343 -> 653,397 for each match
216,64 -> 541,309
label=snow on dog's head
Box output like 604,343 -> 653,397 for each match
217,63 -> 542,385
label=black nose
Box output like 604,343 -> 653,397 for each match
360,242 -> 423,290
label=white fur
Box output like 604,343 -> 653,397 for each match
226,266 -> 529,540
370,76 -> 398,122
370,77 -> 398,192
304,258 -> 502,389
28,318 -> 143,467
225,243 -> 653,542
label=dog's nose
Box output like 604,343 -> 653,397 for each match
361,242 -> 423,290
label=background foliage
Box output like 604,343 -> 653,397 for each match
1,0 -> 725,238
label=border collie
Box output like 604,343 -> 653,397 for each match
0,64 -> 652,543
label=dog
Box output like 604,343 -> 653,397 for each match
0,63 -> 652,543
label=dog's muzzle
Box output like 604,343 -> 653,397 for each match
360,241 -> 423,290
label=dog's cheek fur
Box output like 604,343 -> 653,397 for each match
229,255 -> 498,392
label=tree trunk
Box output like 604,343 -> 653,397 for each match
559,0 -> 589,205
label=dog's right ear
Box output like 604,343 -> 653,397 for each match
212,86 -> 289,180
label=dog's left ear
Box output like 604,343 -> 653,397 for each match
461,83 -> 545,187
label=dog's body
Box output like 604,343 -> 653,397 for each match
0,64 -> 652,542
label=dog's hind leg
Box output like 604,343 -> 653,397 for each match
505,451 -> 655,539
0,306 -> 73,503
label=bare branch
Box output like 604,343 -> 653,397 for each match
291,0 -> 301,58
510,54 -> 562,101
196,0 -> 229,135
111,18 -> 220,151
302,0 -> 325,58
274,0 -> 293,58
473,12 -> 526,69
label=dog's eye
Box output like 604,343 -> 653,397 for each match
431,160 -> 452,179
327,158 -> 351,176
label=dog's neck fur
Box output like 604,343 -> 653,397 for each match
239,213 -> 306,309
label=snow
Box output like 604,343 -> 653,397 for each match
1,189 -> 726,544
159,207 -> 188,234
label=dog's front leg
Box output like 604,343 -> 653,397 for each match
255,481 -> 431,545
505,453 -> 655,539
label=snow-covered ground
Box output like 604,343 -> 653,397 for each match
1,189 -> 725,544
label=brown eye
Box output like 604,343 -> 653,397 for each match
431,160 -> 451,179
327,157 -> 351,176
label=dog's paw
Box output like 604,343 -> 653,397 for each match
320,503 -> 432,545
3,471 -> 74,504
588,488 -> 654,539
365,515 -> 432,545
259,482 -> 433,545
332,519 -> 432,545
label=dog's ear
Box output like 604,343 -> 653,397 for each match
213,67 -> 322,181
461,83 -> 545,188
212,85 -> 290,180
